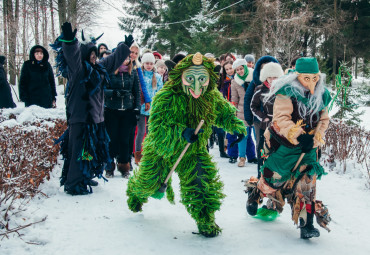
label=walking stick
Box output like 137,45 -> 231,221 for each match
151,120 -> 205,199
292,153 -> 305,172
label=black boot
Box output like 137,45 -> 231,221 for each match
246,201 -> 258,216
300,212 -> 320,239
220,151 -> 230,158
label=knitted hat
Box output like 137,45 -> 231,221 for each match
141,53 -> 155,63
232,59 -> 247,70
295,57 -> 319,74
153,51 -> 162,59
244,54 -> 255,63
155,59 -> 166,69
259,62 -> 284,82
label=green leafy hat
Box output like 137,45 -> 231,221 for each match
295,57 -> 319,74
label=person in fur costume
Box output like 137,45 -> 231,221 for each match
53,22 -> 132,195
245,57 -> 331,239
126,53 -> 246,237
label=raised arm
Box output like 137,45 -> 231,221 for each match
98,42 -> 130,74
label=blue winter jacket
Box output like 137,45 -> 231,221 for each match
243,56 -> 279,126
140,69 -> 163,116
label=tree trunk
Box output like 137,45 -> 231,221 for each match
3,0 -> 8,74
58,0 -> 67,31
332,0 -> 337,86
50,0 -> 56,42
34,0 -> 39,45
355,56 -> 358,79
22,0 -> 27,61
7,0 -> 20,85
41,0 -> 48,47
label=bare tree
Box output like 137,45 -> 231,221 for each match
5,0 -> 20,85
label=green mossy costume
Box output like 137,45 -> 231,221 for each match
126,53 -> 246,237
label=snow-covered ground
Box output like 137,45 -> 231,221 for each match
1,145 -> 369,255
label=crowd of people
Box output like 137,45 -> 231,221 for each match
1,22 -> 331,239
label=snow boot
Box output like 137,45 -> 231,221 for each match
220,151 -> 230,158
117,163 -> 130,178
64,182 -> 89,196
105,161 -> 115,178
248,158 -> 258,164
229,157 -> 237,163
197,223 -> 221,238
238,157 -> 246,167
246,201 -> 258,216
300,212 -> 320,239
134,151 -> 142,165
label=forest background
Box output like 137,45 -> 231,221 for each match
0,0 -> 369,87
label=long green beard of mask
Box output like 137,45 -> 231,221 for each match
182,66 -> 210,99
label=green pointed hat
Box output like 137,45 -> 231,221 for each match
295,57 -> 319,74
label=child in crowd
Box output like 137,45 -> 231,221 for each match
155,59 -> 168,83
134,53 -> 163,164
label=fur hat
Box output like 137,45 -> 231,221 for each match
232,59 -> 247,70
155,59 -> 166,69
259,62 -> 284,82
244,54 -> 255,63
141,52 -> 155,64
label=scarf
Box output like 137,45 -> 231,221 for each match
263,80 -> 271,89
236,65 -> 249,81
118,64 -> 129,73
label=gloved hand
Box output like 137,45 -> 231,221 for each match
182,127 -> 204,144
297,133 -> 314,153
61,22 -> 77,41
230,132 -> 245,148
124,35 -> 134,48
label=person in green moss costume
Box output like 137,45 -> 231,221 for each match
245,57 -> 332,239
126,52 -> 246,237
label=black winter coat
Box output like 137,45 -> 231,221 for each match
250,83 -> 275,130
105,70 -> 140,110
0,57 -> 16,109
62,40 -> 130,124
19,45 -> 57,108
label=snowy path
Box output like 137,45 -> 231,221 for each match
1,147 -> 370,255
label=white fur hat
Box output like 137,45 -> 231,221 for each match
259,62 -> 284,82
141,52 -> 155,64
232,59 -> 247,70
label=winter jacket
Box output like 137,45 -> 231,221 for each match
105,70 -> 140,111
140,69 -> 163,116
0,56 -> 16,108
62,40 -> 130,124
230,68 -> 253,125
19,45 -> 57,108
243,56 -> 279,125
264,94 -> 330,149
250,82 -> 275,130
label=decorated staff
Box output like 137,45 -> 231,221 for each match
245,57 -> 332,239
126,52 -> 246,237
